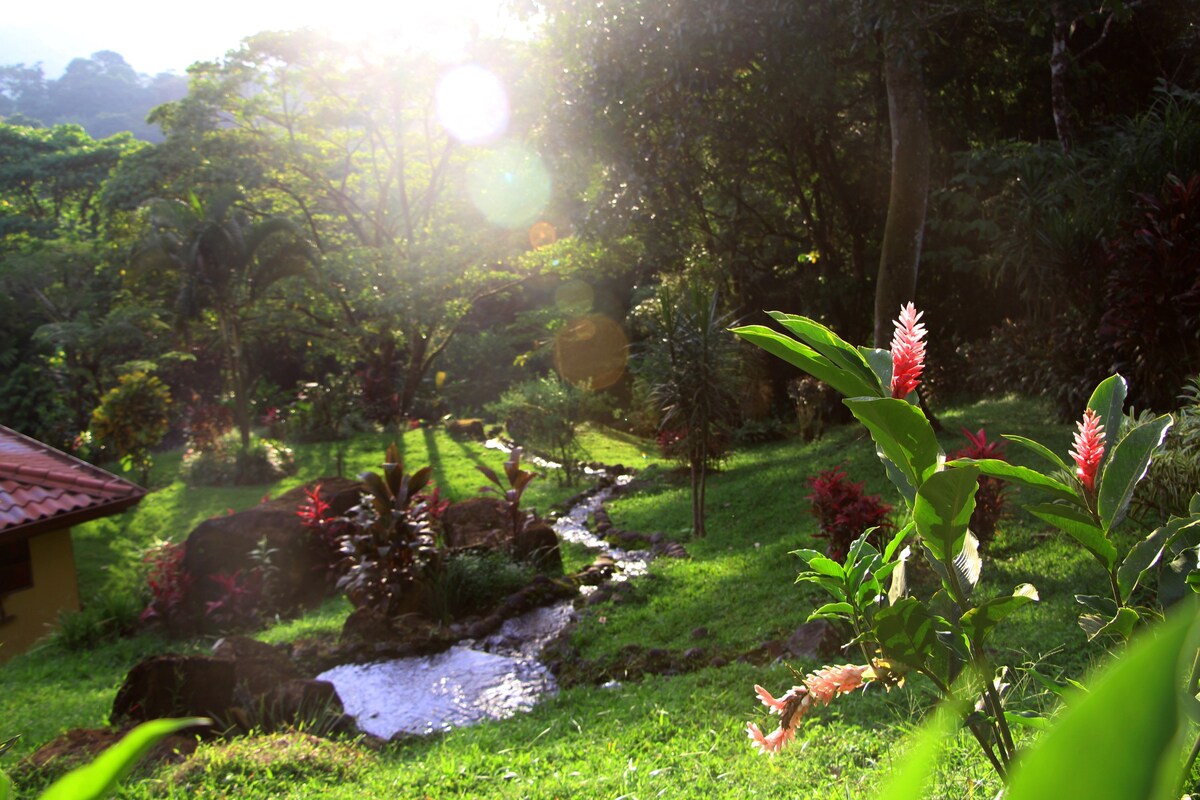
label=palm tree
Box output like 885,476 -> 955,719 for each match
143,188 -> 316,451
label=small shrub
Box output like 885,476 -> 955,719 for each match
805,466 -> 894,561
54,591 -> 144,651
948,427 -> 1011,545
1133,375 -> 1200,521
140,540 -> 191,626
477,447 -> 539,538
179,432 -> 296,486
436,551 -> 534,619
279,374 -> 368,443
89,371 -> 172,483
203,570 -> 263,629
183,400 -> 234,450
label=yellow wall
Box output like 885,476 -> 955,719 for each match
0,528 -> 80,662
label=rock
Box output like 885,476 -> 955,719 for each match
691,626 -> 710,640
683,647 -> 706,662
212,635 -> 301,700
340,607 -> 394,644
261,679 -> 353,733
653,541 -> 689,559
446,418 -> 486,440
513,521 -> 562,574
180,477 -> 361,623
784,620 -> 839,660
112,655 -> 236,723
709,655 -> 729,668
442,497 -> 508,549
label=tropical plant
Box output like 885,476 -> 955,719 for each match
336,445 -> 438,616
141,187 -> 316,454
477,448 -> 540,539
179,432 -> 295,487
948,427 -> 1012,546
804,466 -> 894,562
635,283 -> 741,538
88,371 -> 171,484
734,303 -> 1194,781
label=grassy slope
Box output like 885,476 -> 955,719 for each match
2,398 -> 1115,798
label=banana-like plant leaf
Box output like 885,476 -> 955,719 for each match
731,325 -> 880,399
1027,503 -> 1117,569
1006,604 -> 1196,800
1078,607 -> 1139,642
1097,414 -> 1172,533
38,717 -> 208,800
946,458 -> 1077,503
960,584 -> 1038,645
845,397 -> 942,491
913,467 -> 980,565
1086,374 -> 1128,479
1118,518 -> 1189,603
860,347 -> 894,394
809,602 -> 855,621
767,312 -> 884,396
1004,711 -> 1052,731
873,597 -> 953,677
1002,434 -> 1073,475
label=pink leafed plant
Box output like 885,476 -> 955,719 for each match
747,664 -> 873,755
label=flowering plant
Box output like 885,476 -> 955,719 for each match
733,304 -> 1195,779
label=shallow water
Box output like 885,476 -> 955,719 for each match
318,474 -> 647,739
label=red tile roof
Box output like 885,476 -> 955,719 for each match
0,425 -> 146,542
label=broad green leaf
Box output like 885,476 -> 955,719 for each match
1078,608 -> 1139,642
1097,414 -> 1172,532
1118,519 -> 1185,603
883,522 -> 915,563
1027,503 -> 1117,569
860,347 -> 893,394
1086,374 -> 1128,477
1075,594 -> 1119,616
845,397 -> 943,489
767,312 -> 884,396
803,555 -> 846,580
1007,604 -> 1196,800
873,597 -> 952,675
731,325 -> 879,398
809,602 -> 855,620
960,586 -> 1038,645
1191,493 -> 1200,516
39,717 -> 209,800
913,467 -> 980,565
1002,434 -> 1073,475
1028,667 -> 1088,700
0,770 -> 10,800
946,458 -> 1077,503
881,456 -> 917,508
1004,711 -> 1052,731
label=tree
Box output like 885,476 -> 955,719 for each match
635,283 -> 741,538
142,188 -> 315,451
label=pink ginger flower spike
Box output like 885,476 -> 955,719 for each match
890,303 -> 927,399
1069,408 -> 1105,493
747,665 -> 873,756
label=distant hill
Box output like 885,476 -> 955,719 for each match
0,50 -> 187,142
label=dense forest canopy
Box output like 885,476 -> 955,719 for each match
1,0 -> 1198,455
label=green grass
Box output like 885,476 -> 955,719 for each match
0,396 -> 1130,798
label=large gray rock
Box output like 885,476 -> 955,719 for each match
441,497 -> 508,549
180,477 -> 361,622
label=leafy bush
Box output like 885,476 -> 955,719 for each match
139,540 -> 190,626
948,427 -> 1011,546
487,374 -> 609,486
88,371 -> 171,483
436,552 -> 534,619
179,432 -> 295,486
182,400 -> 234,450
477,447 -> 540,538
53,591 -> 144,651
335,445 -> 439,616
804,466 -> 894,561
277,374 -> 369,442
1099,172 -> 1200,411
1134,376 -> 1200,521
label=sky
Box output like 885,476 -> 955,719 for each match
2,0 -> 532,78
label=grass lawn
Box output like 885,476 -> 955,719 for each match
0,397 -> 1131,798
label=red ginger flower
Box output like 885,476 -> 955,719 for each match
747,665 -> 872,755
890,303 -> 927,399
1069,408 -> 1106,494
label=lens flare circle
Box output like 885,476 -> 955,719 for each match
528,221 -> 557,249
436,64 -> 509,146
467,144 -> 551,229
554,314 -> 628,391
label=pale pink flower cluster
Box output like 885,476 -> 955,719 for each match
890,303 -> 927,399
746,664 -> 872,755
1069,408 -> 1106,494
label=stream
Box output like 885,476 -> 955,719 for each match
317,474 -> 643,740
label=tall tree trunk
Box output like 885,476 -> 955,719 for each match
873,35 -> 931,348
219,310 -> 252,452
1049,1 -> 1075,155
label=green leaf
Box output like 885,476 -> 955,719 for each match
913,467 -> 980,565
1118,519 -> 1184,603
873,597 -> 952,675
946,458 -> 1077,503
845,397 -> 943,489
809,602 -> 855,620
960,586 -> 1038,645
1004,711 -> 1052,731
731,325 -> 879,399
0,770 -> 10,800
860,347 -> 893,394
1007,604 -> 1196,800
1003,434 -> 1074,475
803,555 -> 846,580
876,700 -> 964,800
1097,414 -> 1172,533
1027,667 -> 1088,700
1078,607 -> 1140,643
39,717 -> 208,800
1027,503 -> 1117,569
767,312 -> 884,396
883,522 -> 915,563
1087,374 -> 1128,477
